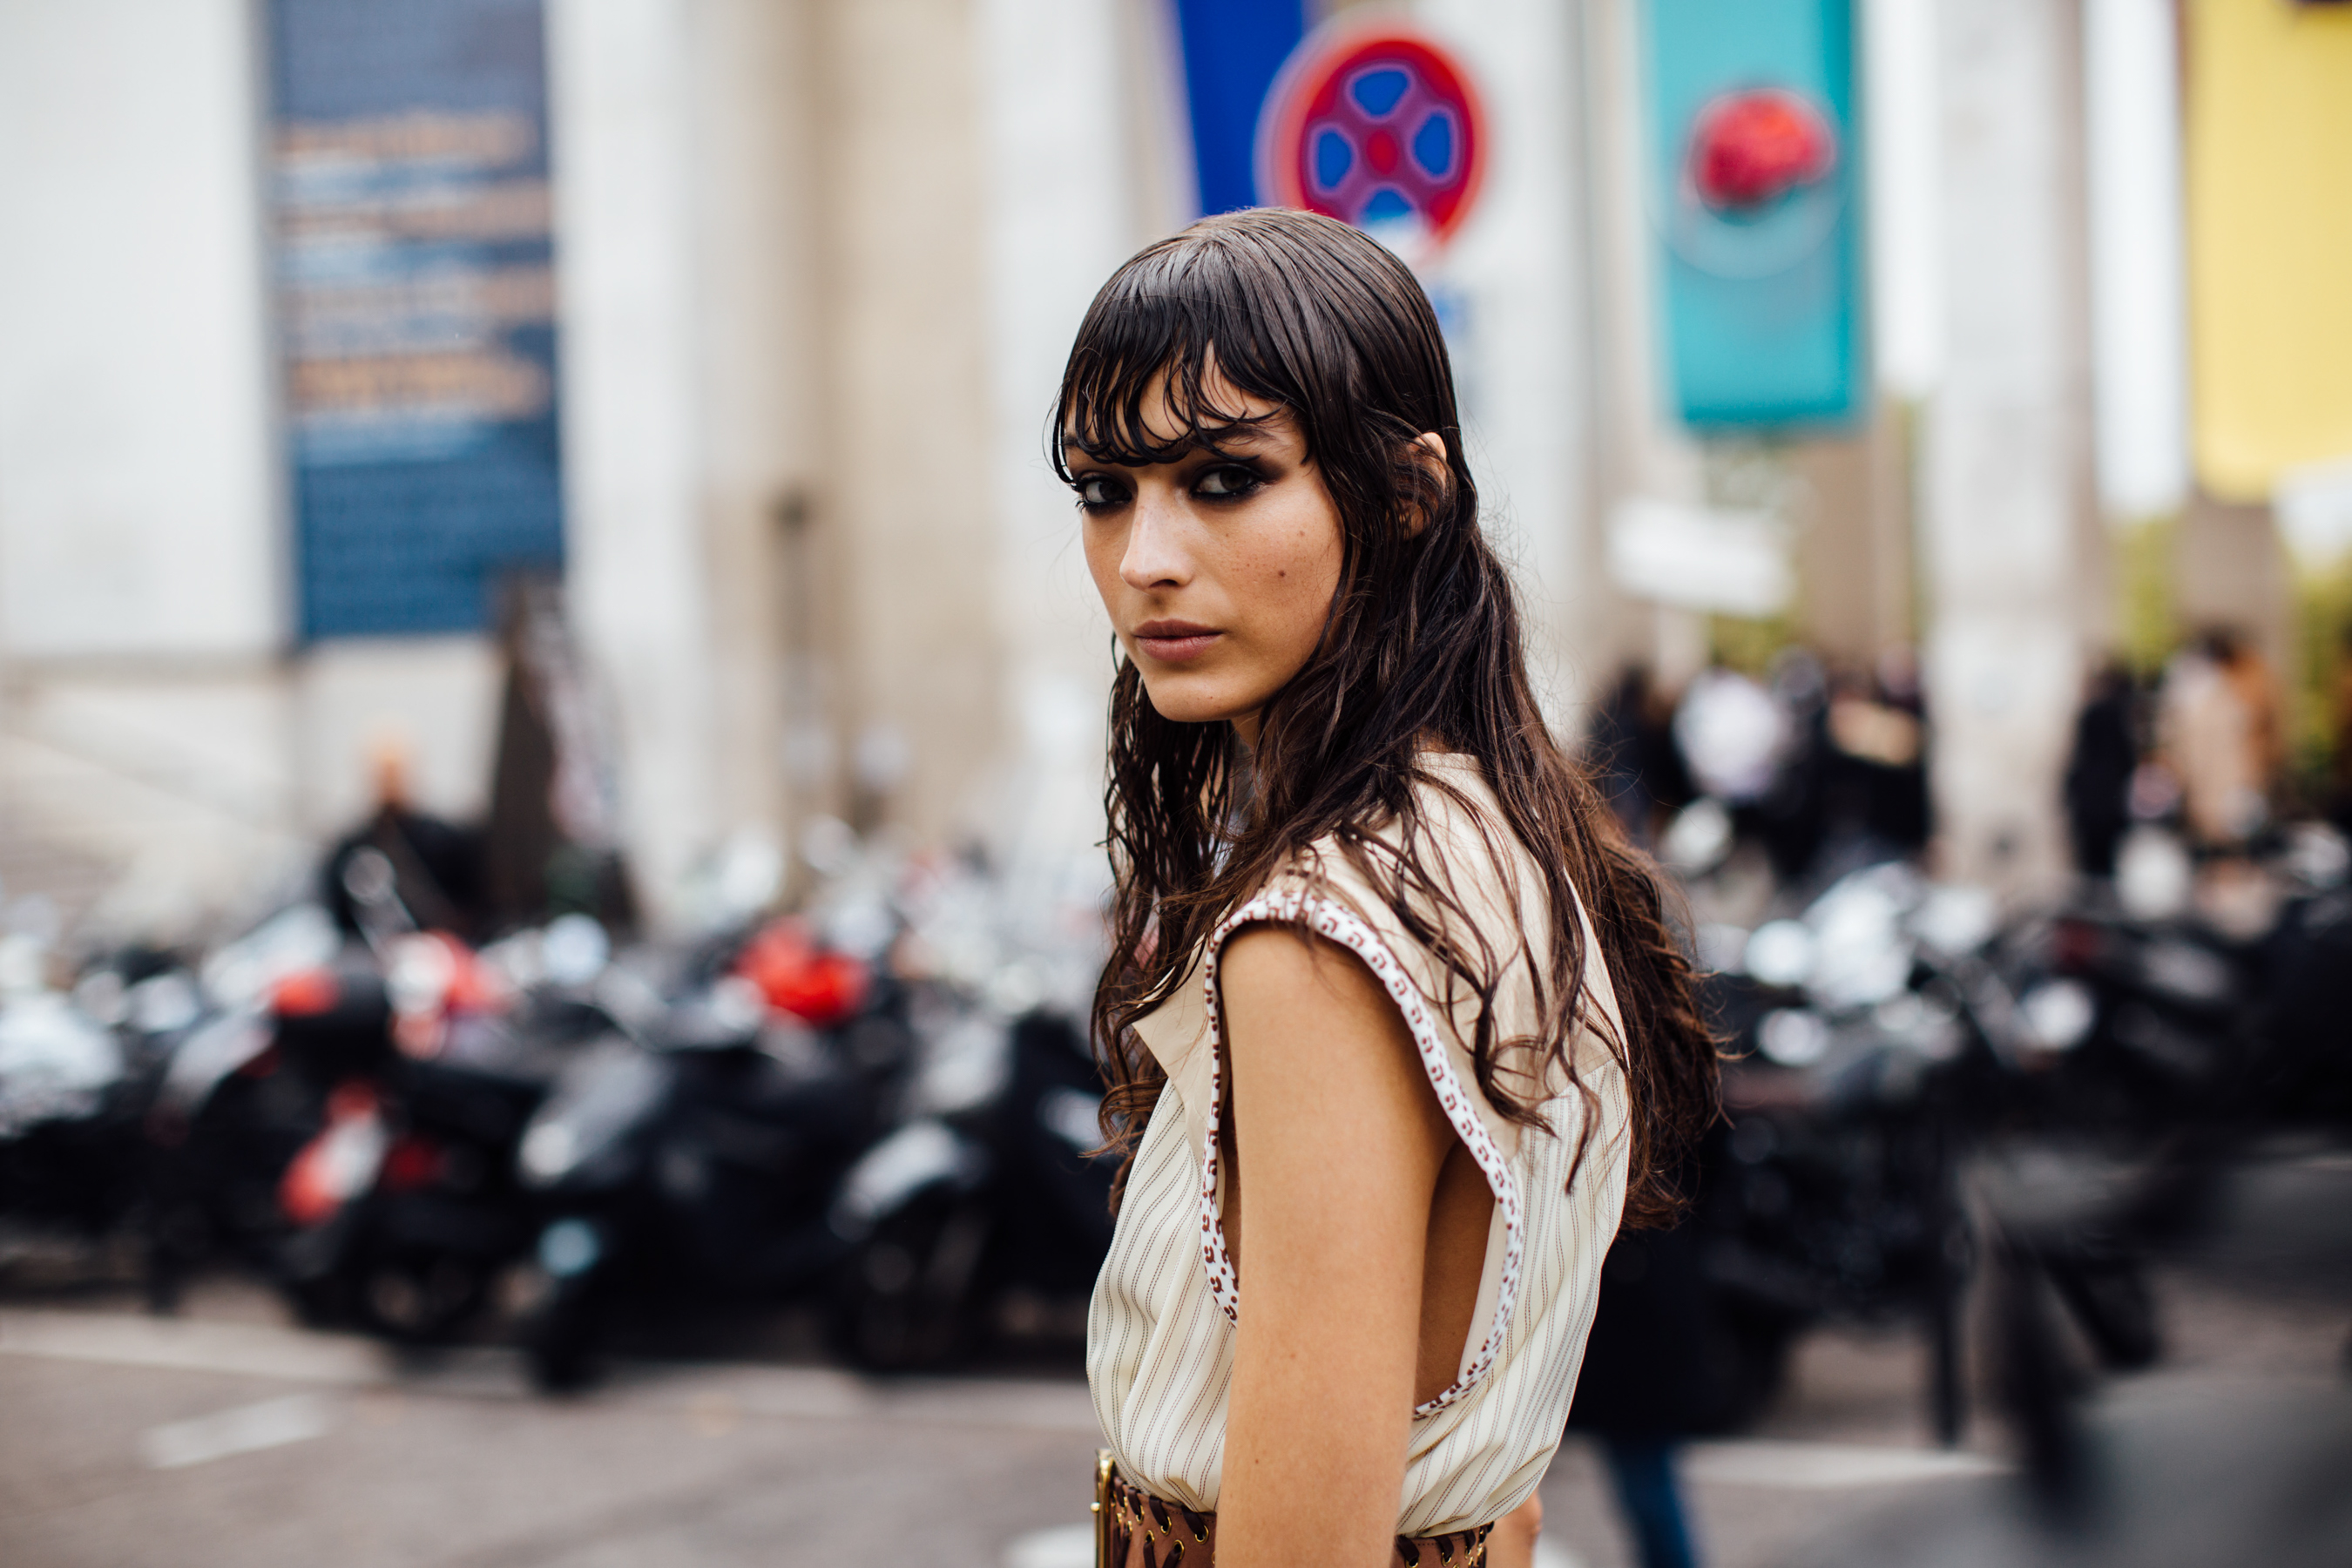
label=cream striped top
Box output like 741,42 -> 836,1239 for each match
1086,754 -> 1632,1538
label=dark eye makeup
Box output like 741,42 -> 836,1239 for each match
1071,459 -> 1269,514
1191,463 -> 1266,500
1075,473 -> 1128,511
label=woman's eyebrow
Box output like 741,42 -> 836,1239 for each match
1061,416 -> 1281,465
1060,435 -> 1207,465
1201,423 -> 1281,451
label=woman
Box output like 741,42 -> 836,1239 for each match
1066,210 -> 1720,1568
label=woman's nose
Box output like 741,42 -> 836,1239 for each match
1120,489 -> 1190,591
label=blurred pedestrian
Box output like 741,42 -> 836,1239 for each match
1591,665 -> 1693,848
1822,656 -> 1930,866
2159,629 -> 2280,850
1068,211 -> 1720,1568
1673,666 -> 1787,809
2065,661 -> 2139,879
1756,650 -> 1831,883
1566,1225 -> 1737,1568
321,737 -> 488,940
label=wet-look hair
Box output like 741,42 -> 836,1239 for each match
1056,207 -> 1720,1228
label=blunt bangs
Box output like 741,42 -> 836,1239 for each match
1053,257 -> 1306,477
1051,209 -> 1450,486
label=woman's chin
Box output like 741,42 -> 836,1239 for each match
1139,677 -> 1255,729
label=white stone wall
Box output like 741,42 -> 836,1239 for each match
0,0 -> 303,935
2082,0 -> 2189,523
0,1 -> 528,937
0,0 -> 281,660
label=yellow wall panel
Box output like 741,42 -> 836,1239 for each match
2187,0 -> 2352,500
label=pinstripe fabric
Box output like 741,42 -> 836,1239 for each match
1086,756 -> 1632,1538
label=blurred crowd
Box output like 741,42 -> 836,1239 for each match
1592,646 -> 1930,890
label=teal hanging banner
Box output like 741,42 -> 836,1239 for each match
1643,0 -> 1864,428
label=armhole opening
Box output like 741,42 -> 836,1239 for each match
1197,886 -> 1525,1417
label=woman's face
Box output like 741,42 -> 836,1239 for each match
1069,378 -> 1343,745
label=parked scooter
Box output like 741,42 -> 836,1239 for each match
829,1006 -> 1114,1372
273,928 -> 609,1340
142,905 -> 386,1306
1699,861 -> 2074,1442
2015,833 -> 2352,1145
146,850 -> 548,1328
515,922 -> 908,1389
0,955 -> 169,1260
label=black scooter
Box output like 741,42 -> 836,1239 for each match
2028,875 -> 2352,1142
274,986 -> 602,1341
829,1008 -> 1114,1372
515,982 -> 909,1389
143,948 -> 392,1306
0,963 -> 171,1265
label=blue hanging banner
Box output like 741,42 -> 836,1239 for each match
1170,0 -> 1307,216
1642,0 -> 1865,429
270,0 -> 565,639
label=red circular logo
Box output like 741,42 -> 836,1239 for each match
1687,89 -> 1838,213
1256,23 -> 1488,255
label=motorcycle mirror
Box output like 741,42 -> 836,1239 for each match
341,848 -> 398,908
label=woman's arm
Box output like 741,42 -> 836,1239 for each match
1215,923 -> 1462,1568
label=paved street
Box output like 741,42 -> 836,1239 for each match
3,1156 -> 2345,1568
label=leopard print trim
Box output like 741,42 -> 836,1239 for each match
1198,885 -> 1526,1417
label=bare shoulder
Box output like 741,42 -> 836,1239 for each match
1219,922 -> 1394,1022
1217,923 -> 1435,1128
1215,921 -> 1456,1208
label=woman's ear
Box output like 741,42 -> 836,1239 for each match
1402,431 -> 1450,537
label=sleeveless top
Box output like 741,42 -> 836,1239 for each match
1085,754 -> 1632,1538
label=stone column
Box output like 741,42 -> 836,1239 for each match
547,0 -> 725,922
970,0 -> 1146,873
1420,0 -> 1612,725
808,0 -> 998,846
1919,0 -> 2099,894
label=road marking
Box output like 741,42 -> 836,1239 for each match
1002,1524 -> 1091,1568
0,1307 -> 1099,1432
1681,1439 -> 2004,1489
0,1307 -> 392,1386
140,1393 -> 336,1470
1000,1524 -> 1584,1567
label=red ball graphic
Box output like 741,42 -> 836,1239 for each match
1688,88 -> 1837,212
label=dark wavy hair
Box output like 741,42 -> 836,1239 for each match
1055,209 -> 1718,1229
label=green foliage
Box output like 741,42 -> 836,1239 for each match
1708,611 -> 1796,677
2289,557 -> 2352,803
2112,514 -> 2180,681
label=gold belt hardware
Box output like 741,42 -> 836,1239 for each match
1094,1449 -> 1117,1568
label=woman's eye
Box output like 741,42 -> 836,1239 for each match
1075,475 -> 1126,510
1193,465 -> 1261,500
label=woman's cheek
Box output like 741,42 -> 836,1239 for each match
1081,524 -> 1124,612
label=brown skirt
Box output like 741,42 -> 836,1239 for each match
1094,1454 -> 1492,1567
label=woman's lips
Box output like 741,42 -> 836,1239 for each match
1133,622 -> 1221,663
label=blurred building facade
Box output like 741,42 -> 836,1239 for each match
0,0 -> 2337,936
